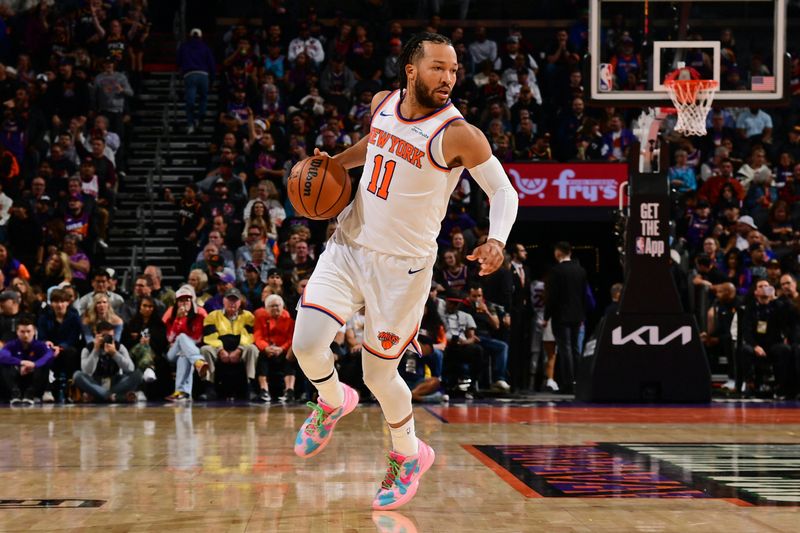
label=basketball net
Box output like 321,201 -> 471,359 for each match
663,66 -> 718,137
633,67 -> 719,173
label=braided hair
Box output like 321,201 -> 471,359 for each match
397,32 -> 453,89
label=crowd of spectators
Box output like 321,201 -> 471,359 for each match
0,0 -> 153,404
1,1 -> 800,404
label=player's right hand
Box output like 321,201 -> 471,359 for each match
313,148 -> 331,158
467,239 -> 505,277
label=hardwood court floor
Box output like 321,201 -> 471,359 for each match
0,400 -> 799,532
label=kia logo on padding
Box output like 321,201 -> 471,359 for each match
611,326 -> 692,346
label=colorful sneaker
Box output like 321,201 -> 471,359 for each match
294,383 -> 359,458
372,439 -> 435,510
165,391 -> 191,402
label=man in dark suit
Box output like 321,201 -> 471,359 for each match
508,243 -> 532,391
737,279 -> 798,398
544,241 -> 587,394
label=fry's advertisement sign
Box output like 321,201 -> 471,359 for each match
503,163 -> 628,207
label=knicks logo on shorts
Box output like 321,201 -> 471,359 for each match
378,331 -> 401,350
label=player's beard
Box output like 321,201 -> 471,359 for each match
412,76 -> 447,109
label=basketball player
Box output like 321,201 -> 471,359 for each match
291,32 -> 518,510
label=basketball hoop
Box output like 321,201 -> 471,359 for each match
664,78 -> 718,137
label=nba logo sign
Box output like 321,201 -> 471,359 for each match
635,237 -> 646,254
599,63 -> 613,92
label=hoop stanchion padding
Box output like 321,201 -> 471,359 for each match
664,79 -> 718,136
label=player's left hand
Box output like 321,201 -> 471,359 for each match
467,239 -> 505,277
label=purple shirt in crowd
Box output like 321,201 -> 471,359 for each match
0,338 -> 54,368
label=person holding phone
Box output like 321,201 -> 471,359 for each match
73,320 -> 141,403
163,285 -> 208,402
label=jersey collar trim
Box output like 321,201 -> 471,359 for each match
395,90 -> 453,124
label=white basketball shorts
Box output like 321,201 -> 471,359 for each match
299,235 -> 436,359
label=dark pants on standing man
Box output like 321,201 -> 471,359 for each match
509,308 -> 531,390
552,321 -> 582,393
184,72 -> 209,128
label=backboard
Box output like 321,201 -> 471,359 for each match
588,0 -> 789,106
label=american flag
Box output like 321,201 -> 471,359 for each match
751,76 -> 775,91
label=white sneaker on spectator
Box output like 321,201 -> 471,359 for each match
492,379 -> 511,392
135,390 -> 147,402
187,125 -> 195,135
721,379 -> 736,392
42,391 -> 55,403
10,397 -> 22,406
545,379 -> 559,392
97,239 -> 108,249
143,368 -> 157,383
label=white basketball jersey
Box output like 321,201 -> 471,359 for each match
337,90 -> 466,258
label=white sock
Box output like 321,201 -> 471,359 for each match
389,416 -> 419,456
314,371 -> 344,409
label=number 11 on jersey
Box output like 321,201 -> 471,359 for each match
367,154 -> 396,200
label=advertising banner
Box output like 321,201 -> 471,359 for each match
504,163 -> 628,208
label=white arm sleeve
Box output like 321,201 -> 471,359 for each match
468,156 -> 519,246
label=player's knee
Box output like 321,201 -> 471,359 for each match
292,308 -> 343,361
362,361 -> 396,391
291,328 -> 329,361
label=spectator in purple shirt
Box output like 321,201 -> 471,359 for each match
177,28 -> 216,134
204,269 -> 236,313
438,208 -> 476,249
685,199 -> 713,250
0,315 -> 54,404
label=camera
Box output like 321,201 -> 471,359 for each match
102,334 -> 114,344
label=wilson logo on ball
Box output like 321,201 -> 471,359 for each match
304,158 -> 322,196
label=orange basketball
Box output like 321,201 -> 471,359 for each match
287,155 -> 352,220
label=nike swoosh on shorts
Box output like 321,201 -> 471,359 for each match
408,268 -> 425,275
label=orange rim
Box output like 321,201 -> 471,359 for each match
664,79 -> 718,104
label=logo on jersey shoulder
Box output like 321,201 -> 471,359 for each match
379,111 -> 393,117
378,331 -> 401,350
411,126 -> 429,139
367,126 -> 426,169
